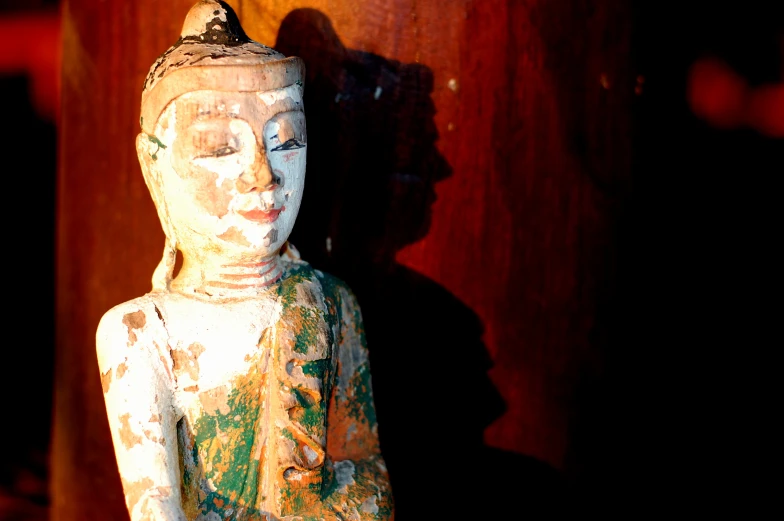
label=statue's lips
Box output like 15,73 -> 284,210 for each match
237,206 -> 285,223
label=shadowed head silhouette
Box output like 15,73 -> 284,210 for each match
276,8 -> 451,273
276,9 -> 567,519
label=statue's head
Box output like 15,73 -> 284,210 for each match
137,0 -> 306,290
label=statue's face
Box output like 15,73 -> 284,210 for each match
144,85 -> 306,258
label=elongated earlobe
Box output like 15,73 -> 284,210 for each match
136,132 -> 178,291
151,237 -> 177,291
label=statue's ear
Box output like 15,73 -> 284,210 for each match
136,133 -> 169,211
136,133 -> 156,192
136,131 -> 175,237
136,132 -> 177,292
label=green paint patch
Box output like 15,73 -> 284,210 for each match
293,306 -> 322,354
197,490 -> 269,520
180,262 -> 391,518
343,363 -> 378,427
300,359 -> 328,378
314,271 -> 344,331
147,134 -> 167,160
192,367 -> 264,515
291,386 -> 315,408
289,400 -> 325,437
277,265 -> 330,355
346,298 -> 368,348
276,264 -> 312,308
280,477 -> 321,516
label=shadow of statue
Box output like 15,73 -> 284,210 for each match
276,10 -> 571,518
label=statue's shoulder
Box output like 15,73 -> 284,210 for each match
282,257 -> 352,298
278,256 -> 358,320
95,293 -> 169,374
278,243 -> 352,298
314,269 -> 354,303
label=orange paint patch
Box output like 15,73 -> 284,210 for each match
222,263 -> 277,279
116,361 -> 128,378
218,226 -> 251,246
172,342 -> 205,381
223,259 -> 275,268
189,342 -> 205,359
121,476 -> 153,513
123,310 -> 146,344
123,310 -> 147,329
326,365 -> 379,461
118,413 -> 143,449
204,273 -> 283,289
326,405 -> 377,461
100,368 -> 113,393
159,354 -> 174,382
192,174 -> 232,217
152,341 -> 175,382
199,385 -> 231,415
139,503 -> 155,521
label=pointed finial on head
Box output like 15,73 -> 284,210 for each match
180,0 -> 248,45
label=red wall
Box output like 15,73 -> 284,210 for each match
54,1 -> 633,518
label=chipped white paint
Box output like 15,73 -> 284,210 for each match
336,294 -> 369,395
139,88 -> 307,296
333,460 -> 357,494
258,86 -> 303,107
97,1 -> 392,520
361,496 -> 380,515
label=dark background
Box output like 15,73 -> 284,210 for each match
0,1 -> 58,519
2,0 -> 780,518
630,2 -> 781,514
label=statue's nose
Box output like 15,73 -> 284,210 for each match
236,147 -> 280,193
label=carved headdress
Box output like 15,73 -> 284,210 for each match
140,0 -> 304,135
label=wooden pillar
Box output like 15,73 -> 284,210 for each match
54,2 -> 194,519
54,0 -> 633,518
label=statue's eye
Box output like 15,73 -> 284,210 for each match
210,146 -> 237,157
264,111 -> 306,151
195,145 -> 238,159
270,138 -> 305,152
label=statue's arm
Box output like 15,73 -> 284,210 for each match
96,300 -> 187,521
320,285 -> 394,520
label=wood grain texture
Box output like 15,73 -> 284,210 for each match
54,0 -> 633,518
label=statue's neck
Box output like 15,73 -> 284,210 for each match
171,250 -> 283,299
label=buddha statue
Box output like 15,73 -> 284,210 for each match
95,2 -> 393,519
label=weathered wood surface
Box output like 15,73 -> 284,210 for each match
54,0 -> 632,518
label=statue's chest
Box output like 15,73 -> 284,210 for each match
157,282 -> 338,421
154,274 -> 341,516
163,299 -> 275,397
